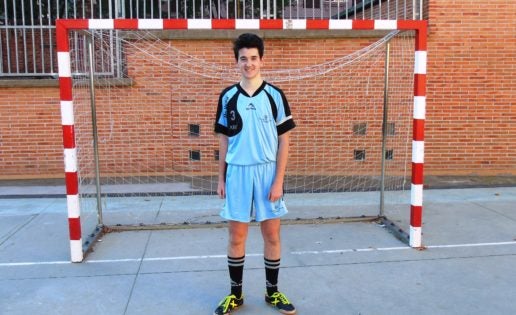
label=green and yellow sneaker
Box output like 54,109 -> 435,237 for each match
213,294 -> 244,315
265,291 -> 296,314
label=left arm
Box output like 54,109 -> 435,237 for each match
268,131 -> 290,202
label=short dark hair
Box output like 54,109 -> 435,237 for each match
233,33 -> 264,60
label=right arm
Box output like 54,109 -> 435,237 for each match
217,134 -> 228,199
215,86 -> 233,199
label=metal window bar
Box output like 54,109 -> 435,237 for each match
0,0 -> 424,78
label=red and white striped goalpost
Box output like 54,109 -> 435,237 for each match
56,18 -> 427,262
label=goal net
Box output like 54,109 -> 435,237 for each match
66,26 -> 416,258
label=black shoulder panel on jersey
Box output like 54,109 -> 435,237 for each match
264,90 -> 278,121
215,85 -> 243,136
224,91 -> 243,137
264,82 -> 295,136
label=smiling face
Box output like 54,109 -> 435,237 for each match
237,47 -> 263,81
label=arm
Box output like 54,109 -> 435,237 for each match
269,131 -> 290,202
217,134 -> 228,199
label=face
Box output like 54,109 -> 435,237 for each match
237,47 -> 263,80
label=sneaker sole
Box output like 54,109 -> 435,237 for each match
265,301 -> 296,315
213,304 -> 242,315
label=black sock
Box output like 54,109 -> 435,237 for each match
228,255 -> 245,298
265,257 -> 280,296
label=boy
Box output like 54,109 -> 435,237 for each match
213,33 -> 296,315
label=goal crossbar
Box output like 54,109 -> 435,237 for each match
56,18 -> 427,262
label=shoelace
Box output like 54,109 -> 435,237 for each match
221,295 -> 238,311
271,292 -> 290,305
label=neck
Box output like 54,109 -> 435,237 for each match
240,77 -> 263,96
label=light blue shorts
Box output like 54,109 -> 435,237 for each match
220,162 -> 288,222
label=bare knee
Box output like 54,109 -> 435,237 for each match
229,228 -> 247,247
261,219 -> 281,258
261,219 -> 281,242
228,221 -> 249,256
263,231 -> 280,247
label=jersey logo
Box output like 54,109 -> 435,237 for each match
246,103 -> 256,110
260,114 -> 272,123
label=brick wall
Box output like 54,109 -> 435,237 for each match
425,0 -> 515,175
0,87 -> 63,178
70,35 -> 409,181
0,0 -> 514,180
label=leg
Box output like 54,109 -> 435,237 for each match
261,219 -> 297,314
261,218 -> 281,259
214,163 -> 254,314
261,218 -> 281,296
214,220 -> 249,315
228,220 -> 249,257
227,220 -> 248,298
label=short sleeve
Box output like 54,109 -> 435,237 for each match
214,87 -> 231,135
274,87 -> 296,136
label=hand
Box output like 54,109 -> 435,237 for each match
268,181 -> 283,202
217,179 -> 226,199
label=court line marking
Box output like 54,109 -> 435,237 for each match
291,241 -> 516,255
426,241 -> 516,249
1,241 -> 515,267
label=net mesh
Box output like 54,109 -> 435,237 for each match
68,30 -> 415,240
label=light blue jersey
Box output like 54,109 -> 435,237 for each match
214,81 -> 295,166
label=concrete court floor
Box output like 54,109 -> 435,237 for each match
0,186 -> 515,315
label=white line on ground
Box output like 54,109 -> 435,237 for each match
0,260 -> 71,267
426,241 -> 516,249
290,246 -> 410,255
0,241 -> 515,267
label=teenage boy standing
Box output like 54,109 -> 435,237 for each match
213,33 -> 297,315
